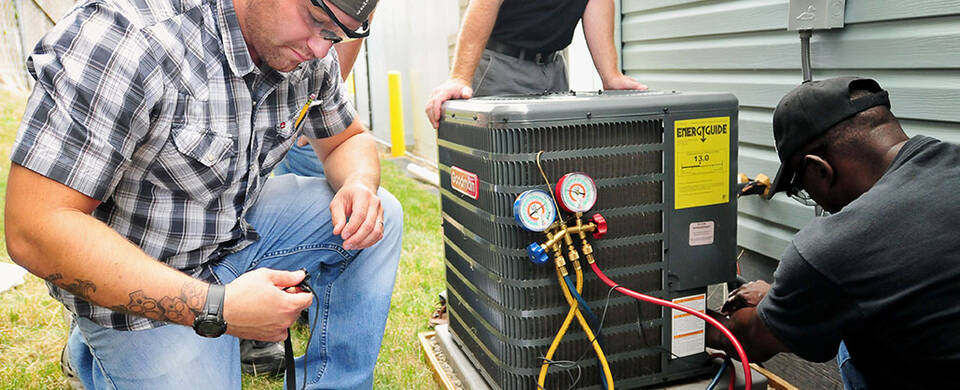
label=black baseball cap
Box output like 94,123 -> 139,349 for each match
328,0 -> 377,23
767,77 -> 890,198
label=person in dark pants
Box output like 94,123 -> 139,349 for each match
706,77 -> 960,388
425,0 -> 647,129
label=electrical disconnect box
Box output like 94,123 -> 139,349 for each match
438,91 -> 740,389
788,0 -> 846,31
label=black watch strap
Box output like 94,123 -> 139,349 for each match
205,284 -> 225,319
193,284 -> 226,337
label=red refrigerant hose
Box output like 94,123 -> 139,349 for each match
589,262 -> 752,390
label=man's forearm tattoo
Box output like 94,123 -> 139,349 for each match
181,281 -> 206,313
44,272 -> 97,299
65,280 -> 97,298
44,273 -> 63,282
45,271 -> 208,324
109,281 -> 208,323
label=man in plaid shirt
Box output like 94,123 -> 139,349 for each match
5,0 -> 402,388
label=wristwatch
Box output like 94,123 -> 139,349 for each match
193,284 -> 227,338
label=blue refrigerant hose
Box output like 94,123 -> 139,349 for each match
562,274 -> 602,343
562,273 -> 607,390
707,358 -> 731,390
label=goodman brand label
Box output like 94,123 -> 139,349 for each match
450,166 -> 479,200
674,117 -> 730,209
671,293 -> 706,358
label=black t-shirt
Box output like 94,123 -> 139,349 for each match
490,0 -> 589,53
757,136 -> 960,388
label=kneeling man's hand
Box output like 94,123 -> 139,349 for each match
329,182 -> 384,250
223,269 -> 313,341
721,280 -> 771,314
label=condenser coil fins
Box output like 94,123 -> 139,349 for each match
438,91 -> 739,389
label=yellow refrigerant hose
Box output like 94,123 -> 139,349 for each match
537,266 -> 581,387
538,262 -> 615,389
570,260 -> 614,390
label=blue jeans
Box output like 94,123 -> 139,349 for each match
68,174 -> 403,389
274,143 -> 326,177
838,341 -> 868,390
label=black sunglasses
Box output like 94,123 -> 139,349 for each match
310,0 -> 371,39
787,158 -> 809,196
785,159 -> 818,206
787,143 -> 829,206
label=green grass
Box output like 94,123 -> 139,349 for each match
0,91 -> 445,389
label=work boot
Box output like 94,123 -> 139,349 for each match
60,344 -> 84,390
428,290 -> 448,328
240,339 -> 285,375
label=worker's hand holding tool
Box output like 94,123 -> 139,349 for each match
425,78 -> 474,129
223,269 -> 313,342
721,280 -> 771,314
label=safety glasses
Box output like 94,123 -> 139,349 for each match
310,0 -> 370,42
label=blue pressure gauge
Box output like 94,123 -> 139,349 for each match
513,189 -> 556,232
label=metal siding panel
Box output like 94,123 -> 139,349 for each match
623,0 -> 785,41
812,16 -> 960,69
739,108 -> 776,147
900,119 -> 960,144
623,31 -> 807,70
624,17 -> 960,71
620,0 -> 960,260
624,0 -> 960,29
738,146 -> 778,183
628,71 -> 960,123
807,70 -> 960,122
738,135 -> 807,256
737,214 -> 796,259
623,72 -> 798,108
845,0 -> 960,23
623,0 -> 710,13
739,196 -> 813,231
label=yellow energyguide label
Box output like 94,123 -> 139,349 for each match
674,117 -> 730,209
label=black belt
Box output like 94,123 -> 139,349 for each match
485,40 -> 559,64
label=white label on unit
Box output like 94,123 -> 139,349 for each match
689,221 -> 715,246
671,293 -> 706,358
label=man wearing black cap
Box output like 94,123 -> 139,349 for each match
6,0 -> 401,388
706,77 -> 960,388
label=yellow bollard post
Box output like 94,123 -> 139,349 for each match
387,71 -> 406,157
343,70 -> 357,103
345,70 -> 356,101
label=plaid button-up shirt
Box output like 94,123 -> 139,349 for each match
12,0 -> 356,330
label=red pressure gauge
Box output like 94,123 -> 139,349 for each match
555,172 -> 598,213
